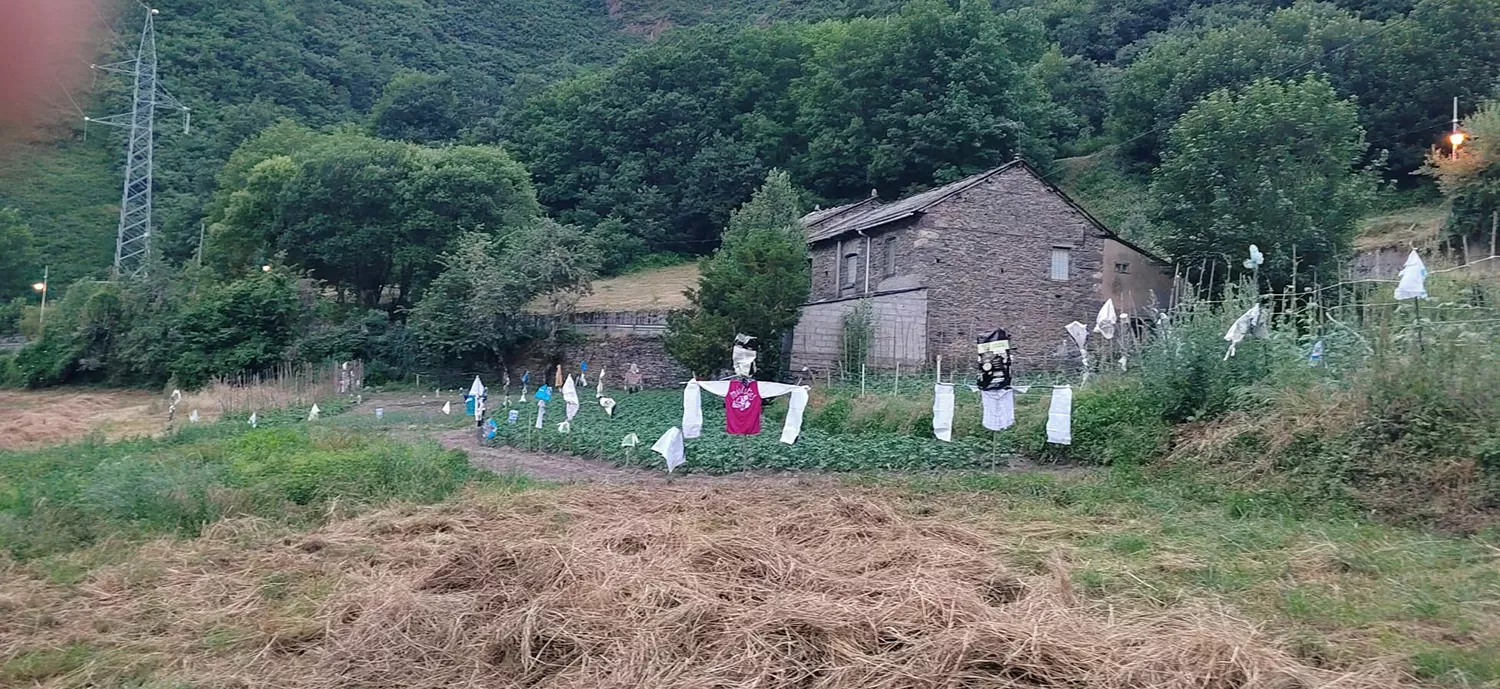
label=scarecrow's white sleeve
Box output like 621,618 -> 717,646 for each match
779,386 -> 810,445
682,381 -> 704,439
697,380 -> 730,397
758,382 -> 799,398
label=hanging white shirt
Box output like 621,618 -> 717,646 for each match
686,379 -> 810,444
932,383 -> 955,442
1046,386 -> 1072,445
981,389 -> 1015,431
652,426 -> 686,473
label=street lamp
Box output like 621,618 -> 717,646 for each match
1451,96 -> 1466,159
32,266 -> 48,326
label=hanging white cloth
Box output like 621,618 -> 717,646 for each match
600,397 -> 617,416
621,433 -> 639,447
1394,250 -> 1428,300
1223,304 -> 1263,360
248,412 -> 258,429
980,389 -> 1015,431
308,404 -> 321,421
652,426 -> 686,473
779,386 -> 810,445
534,401 -> 546,429
596,369 -> 605,398
189,409 -> 200,424
1094,299 -> 1117,340
1046,387 -> 1072,445
562,375 -> 580,421
557,421 -> 570,434
932,383 -> 955,442
468,376 -> 486,399
683,380 -> 704,439
442,401 -> 451,415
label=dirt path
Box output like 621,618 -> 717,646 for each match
437,429 -> 829,485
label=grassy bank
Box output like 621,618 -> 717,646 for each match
0,407 -> 494,562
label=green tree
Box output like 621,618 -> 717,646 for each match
792,0 -> 1056,199
372,71 -> 462,143
412,218 -> 600,366
206,128 -> 541,305
1151,76 -> 1379,286
666,170 -> 809,377
1423,99 -> 1500,242
0,208 -> 40,300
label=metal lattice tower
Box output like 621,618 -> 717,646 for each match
87,6 -> 190,280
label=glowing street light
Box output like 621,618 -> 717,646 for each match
33,266 -> 48,326
1451,97 -> 1466,159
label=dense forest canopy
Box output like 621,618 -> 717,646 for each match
2,0 -> 1497,387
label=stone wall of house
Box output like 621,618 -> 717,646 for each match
790,289 -> 928,371
803,165 -> 1177,372
1102,238 -> 1175,314
512,327 -> 690,389
916,166 -> 1104,368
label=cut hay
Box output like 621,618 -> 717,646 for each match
0,486 -> 1410,688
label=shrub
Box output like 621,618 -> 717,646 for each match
1019,381 -> 1168,467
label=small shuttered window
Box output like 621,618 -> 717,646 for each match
1050,247 -> 1071,281
884,236 -> 897,276
843,253 -> 859,287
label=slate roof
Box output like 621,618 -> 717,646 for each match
799,197 -> 883,232
802,161 -> 1024,243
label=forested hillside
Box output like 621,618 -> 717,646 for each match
2,0 -> 1498,391
0,0 -> 637,287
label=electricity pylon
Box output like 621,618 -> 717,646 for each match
86,5 -> 190,280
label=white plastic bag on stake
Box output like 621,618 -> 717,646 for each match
1394,250 -> 1428,300
308,404 -> 321,421
1223,305 -> 1263,360
442,401 -> 451,415
1094,299 -> 1117,340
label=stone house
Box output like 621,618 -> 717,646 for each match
790,159 -> 1173,372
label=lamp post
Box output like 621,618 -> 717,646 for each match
32,266 -> 48,326
1451,96 -> 1467,159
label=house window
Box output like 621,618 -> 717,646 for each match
883,236 -> 897,277
1050,247 -> 1071,281
843,253 -> 859,288
1115,262 -> 1130,274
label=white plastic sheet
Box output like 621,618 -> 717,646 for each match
653,426 -> 686,473
563,375 -> 580,421
1094,299 -> 1117,340
308,404 -> 321,421
442,401 -> 451,415
1046,387 -> 1072,445
932,383 -> 955,442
